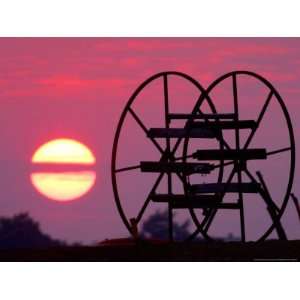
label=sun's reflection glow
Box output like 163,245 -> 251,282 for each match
31,171 -> 96,201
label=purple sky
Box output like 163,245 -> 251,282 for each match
0,38 -> 299,243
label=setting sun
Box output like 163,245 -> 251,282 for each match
32,138 -> 95,164
31,139 -> 96,202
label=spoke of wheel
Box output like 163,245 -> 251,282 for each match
213,132 -> 231,150
232,74 -> 246,242
115,164 -> 141,173
171,137 -> 183,157
163,74 -> 173,240
267,147 -> 291,156
128,107 -> 164,155
163,75 -> 171,163
135,172 -> 165,224
255,171 -> 287,240
243,168 -> 280,212
243,90 -> 273,150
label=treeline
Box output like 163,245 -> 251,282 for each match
0,213 -> 67,250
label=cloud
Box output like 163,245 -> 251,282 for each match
260,71 -> 297,82
39,75 -> 134,91
39,75 -> 98,88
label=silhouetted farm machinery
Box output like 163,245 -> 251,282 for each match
112,71 -> 297,242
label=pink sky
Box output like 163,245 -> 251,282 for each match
0,38 -> 299,243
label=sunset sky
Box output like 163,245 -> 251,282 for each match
1,38 -> 300,243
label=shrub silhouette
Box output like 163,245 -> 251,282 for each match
0,213 -> 66,249
141,209 -> 190,240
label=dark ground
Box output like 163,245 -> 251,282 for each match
0,239 -> 299,261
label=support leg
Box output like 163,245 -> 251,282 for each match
256,171 -> 287,240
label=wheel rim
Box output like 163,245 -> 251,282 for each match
111,71 -> 222,239
182,70 -> 295,242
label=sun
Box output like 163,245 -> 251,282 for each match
31,138 -> 96,202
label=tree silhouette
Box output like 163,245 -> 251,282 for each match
0,213 -> 66,249
141,209 -> 191,240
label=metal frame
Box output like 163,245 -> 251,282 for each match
111,70 -> 295,243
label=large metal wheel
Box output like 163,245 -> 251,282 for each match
182,71 -> 295,242
111,71 -> 224,240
